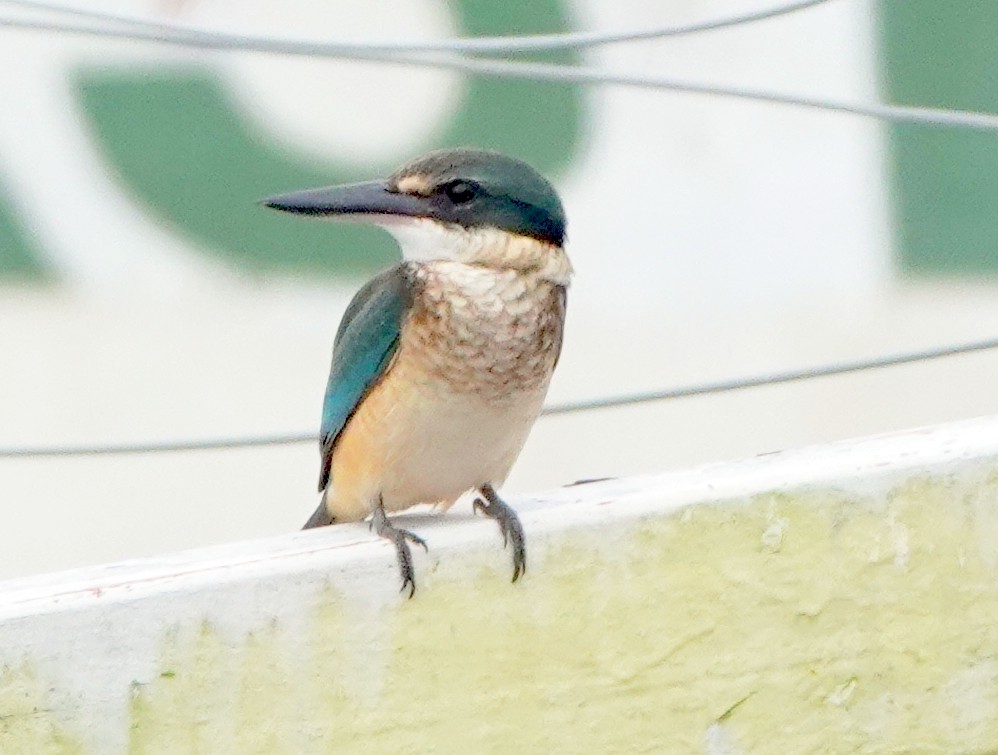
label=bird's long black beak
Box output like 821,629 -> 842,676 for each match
262,180 -> 428,219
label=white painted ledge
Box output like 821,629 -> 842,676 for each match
4,416 -> 998,753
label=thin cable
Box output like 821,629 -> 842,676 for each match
0,433 -> 313,458
542,336 -> 998,415
0,0 -> 835,53
0,9 -> 995,134
385,55 -> 998,133
4,335 -> 998,459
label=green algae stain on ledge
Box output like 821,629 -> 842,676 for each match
0,663 -> 83,754
129,623 -> 244,754
118,471 -> 998,754
128,601 -> 356,755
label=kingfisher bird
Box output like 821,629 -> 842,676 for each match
264,148 -> 571,596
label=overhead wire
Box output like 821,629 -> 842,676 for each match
2,1 -> 998,132
0,0 -> 836,52
5,335 -> 998,459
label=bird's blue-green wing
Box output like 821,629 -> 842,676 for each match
318,265 -> 413,491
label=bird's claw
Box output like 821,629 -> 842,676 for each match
473,497 -> 508,546
404,529 -> 429,553
475,487 -> 527,582
372,504 -> 427,598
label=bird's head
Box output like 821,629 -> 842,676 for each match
264,148 -> 571,284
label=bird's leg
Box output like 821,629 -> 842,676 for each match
473,483 -> 527,582
370,497 -> 427,599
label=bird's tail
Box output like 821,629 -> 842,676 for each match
302,500 -> 333,529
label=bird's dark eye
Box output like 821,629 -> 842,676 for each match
442,180 -> 479,204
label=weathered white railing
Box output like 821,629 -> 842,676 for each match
3,416 -> 998,753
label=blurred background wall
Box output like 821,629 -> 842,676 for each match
2,0 -> 998,579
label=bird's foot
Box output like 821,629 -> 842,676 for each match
371,503 -> 427,598
474,484 -> 526,582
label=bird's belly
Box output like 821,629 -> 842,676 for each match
326,358 -> 547,521
379,390 -> 541,510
